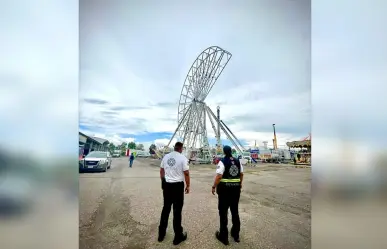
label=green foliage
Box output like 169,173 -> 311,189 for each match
108,143 -> 115,153
149,144 -> 156,154
128,142 -> 136,149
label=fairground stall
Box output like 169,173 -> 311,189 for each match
286,135 -> 311,165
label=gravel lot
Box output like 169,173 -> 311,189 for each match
79,157 -> 311,249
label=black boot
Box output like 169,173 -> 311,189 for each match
173,231 -> 187,245
158,228 -> 166,242
215,231 -> 229,245
231,233 -> 240,243
231,229 -> 240,242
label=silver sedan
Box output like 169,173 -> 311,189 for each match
80,151 -> 112,172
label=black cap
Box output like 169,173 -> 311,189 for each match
223,145 -> 232,155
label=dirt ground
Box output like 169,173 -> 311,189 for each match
79,157 -> 311,249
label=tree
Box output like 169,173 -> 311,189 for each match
149,144 -> 156,154
128,142 -> 136,149
108,143 -> 115,153
119,142 -> 127,156
136,143 -> 144,151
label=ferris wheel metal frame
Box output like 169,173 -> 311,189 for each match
165,46 -> 246,161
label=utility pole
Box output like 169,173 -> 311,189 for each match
216,106 -> 222,153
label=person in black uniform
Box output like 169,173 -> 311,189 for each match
212,145 -> 244,245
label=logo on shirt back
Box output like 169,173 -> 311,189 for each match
229,160 -> 239,177
167,158 -> 176,167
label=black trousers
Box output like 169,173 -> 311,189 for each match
159,181 -> 184,235
217,184 -> 241,238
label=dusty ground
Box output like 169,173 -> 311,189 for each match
79,157 -> 311,249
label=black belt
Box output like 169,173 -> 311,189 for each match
165,181 -> 184,184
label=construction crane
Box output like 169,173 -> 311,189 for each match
272,124 -> 278,150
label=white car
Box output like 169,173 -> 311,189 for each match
112,150 -> 121,157
136,152 -> 151,158
80,151 -> 112,172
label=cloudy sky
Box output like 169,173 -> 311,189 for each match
1,0 -> 385,160
79,0 -> 311,149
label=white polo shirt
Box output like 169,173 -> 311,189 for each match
161,151 -> 189,183
216,159 -> 244,175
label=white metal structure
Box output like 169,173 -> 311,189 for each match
165,46 -> 245,161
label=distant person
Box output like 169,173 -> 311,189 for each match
129,153 -> 134,168
158,142 -> 190,245
212,145 -> 243,245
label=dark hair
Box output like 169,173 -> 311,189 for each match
223,145 -> 232,157
174,142 -> 183,151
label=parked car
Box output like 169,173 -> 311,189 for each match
80,151 -> 112,172
112,150 -> 121,157
136,152 -> 150,158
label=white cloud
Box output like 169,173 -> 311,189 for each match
79,1 -> 311,149
79,74 -> 309,148
154,138 -> 177,148
80,132 -> 135,146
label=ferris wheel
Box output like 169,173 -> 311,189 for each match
165,46 -> 246,161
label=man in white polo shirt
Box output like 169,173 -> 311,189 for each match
158,142 -> 190,245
